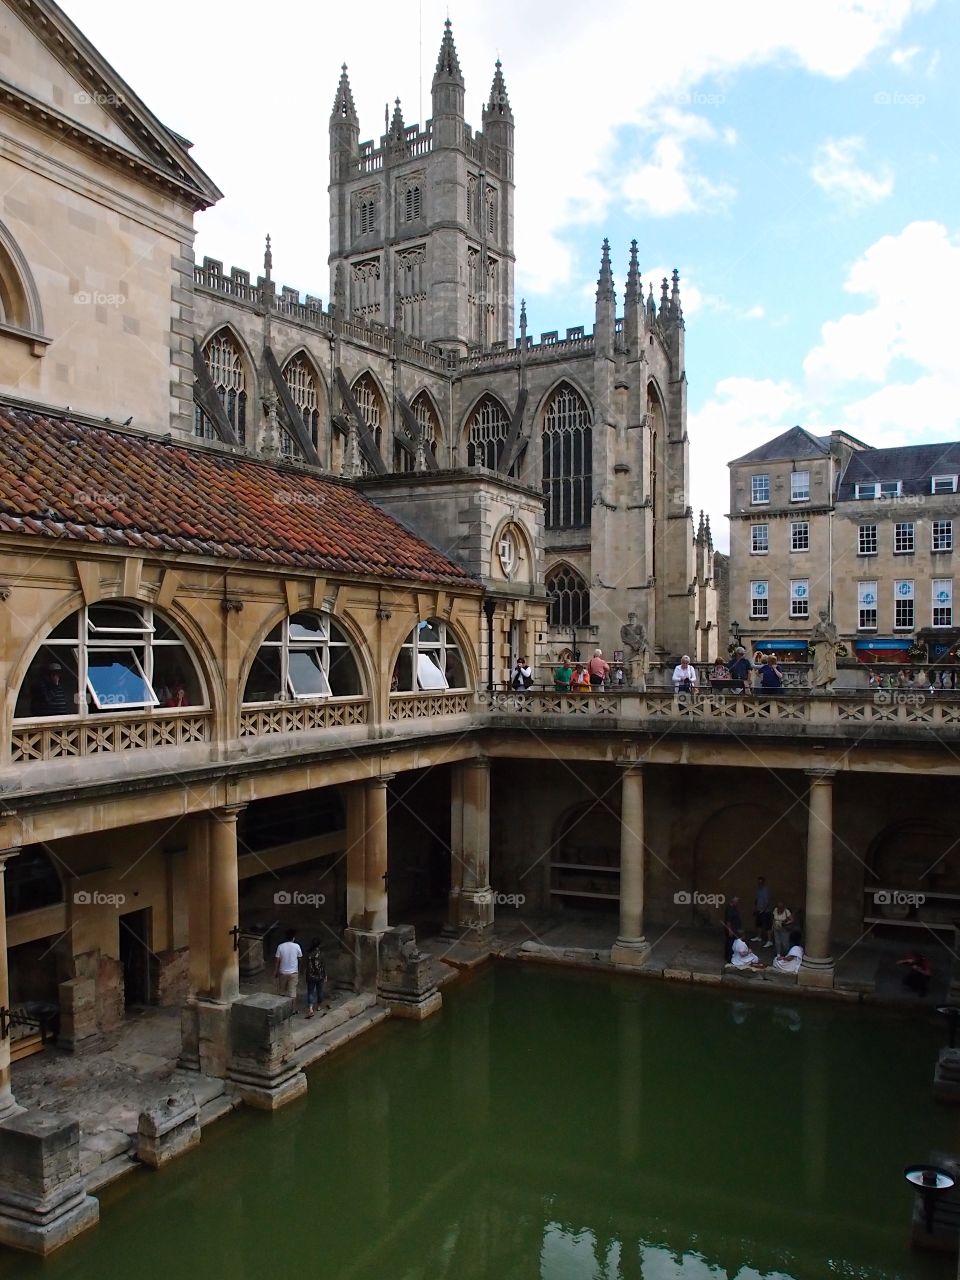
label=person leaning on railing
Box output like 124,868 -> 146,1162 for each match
553,659 -> 573,692
726,646 -> 753,693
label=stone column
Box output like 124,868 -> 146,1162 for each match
345,781 -> 367,930
0,849 -> 23,1123
612,764 -> 650,968
456,758 -> 493,933
364,776 -> 391,933
208,805 -> 243,1004
343,775 -> 392,993
799,769 -> 835,988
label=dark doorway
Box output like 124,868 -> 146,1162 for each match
119,907 -> 153,1008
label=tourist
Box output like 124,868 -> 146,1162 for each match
672,654 -> 698,694
573,664 -> 590,693
31,660 -> 70,716
897,950 -> 931,997
757,654 -> 783,690
772,929 -> 804,974
722,895 -> 742,963
511,656 -> 533,691
727,646 -> 753,693
729,933 -> 765,970
553,658 -> 573,692
305,937 -> 326,1018
614,664 -> 625,688
587,647 -> 610,689
710,657 -> 729,684
274,927 -> 302,1000
752,876 -> 772,947
772,901 -> 794,956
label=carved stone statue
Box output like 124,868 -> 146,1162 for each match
810,608 -> 839,690
620,613 -> 650,690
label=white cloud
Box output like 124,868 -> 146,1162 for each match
622,111 -> 736,218
809,136 -> 894,210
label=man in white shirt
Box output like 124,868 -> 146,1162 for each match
672,655 -> 698,693
274,928 -> 302,999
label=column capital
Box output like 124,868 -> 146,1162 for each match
463,756 -> 490,771
0,847 -> 20,868
210,803 -> 247,824
805,767 -> 837,783
617,759 -> 645,774
368,773 -> 395,789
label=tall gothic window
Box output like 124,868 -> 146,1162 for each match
467,395 -> 510,471
357,196 -> 377,237
395,245 -> 426,336
281,355 -> 322,458
542,384 -> 592,529
413,391 -> 441,466
351,372 -> 384,476
403,185 -> 422,222
486,187 -> 498,237
467,175 -> 479,227
195,330 -> 247,444
546,565 -> 590,629
351,257 -> 382,320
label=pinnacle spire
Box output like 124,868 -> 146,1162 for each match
519,297 -> 527,339
389,97 -> 405,144
434,18 -> 463,83
263,233 -> 272,281
625,239 -> 641,307
331,63 -> 358,123
670,267 -> 682,320
658,276 -> 670,321
596,238 -> 615,303
647,281 -> 656,320
484,58 -> 513,120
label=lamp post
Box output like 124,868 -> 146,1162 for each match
904,1164 -> 955,1237
730,619 -> 742,648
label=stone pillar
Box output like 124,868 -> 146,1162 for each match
799,769 -> 835,988
342,776 -> 392,992
180,806 -> 244,1077
444,764 -> 465,932
377,925 -> 442,1019
456,758 -> 493,933
345,781 -> 367,930
364,776 -> 391,933
0,1113 -> 98,1254
228,994 -> 307,1110
612,764 -> 650,967
0,849 -> 23,1123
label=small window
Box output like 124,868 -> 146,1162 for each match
790,579 -> 809,619
751,474 -> 769,506
932,475 -> 958,494
86,649 -> 157,711
858,582 -> 877,631
790,471 -> 810,502
933,579 -> 953,628
855,482 -> 878,500
358,198 -> 377,236
393,619 -> 467,692
790,521 -> 809,552
880,481 -> 901,498
894,522 -> 915,554
751,524 -> 768,554
403,185 -> 422,222
750,581 -> 768,620
933,520 -> 954,553
894,580 -> 914,630
858,524 -> 878,556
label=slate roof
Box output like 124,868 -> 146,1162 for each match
0,405 -> 474,587
729,426 -> 831,466
838,441 -> 960,501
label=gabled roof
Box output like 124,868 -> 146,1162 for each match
729,426 -> 831,466
0,405 -> 475,586
838,441 -> 960,501
2,0 -> 221,210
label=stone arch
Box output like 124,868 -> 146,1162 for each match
460,391 -> 513,471
546,561 -> 590,629
279,347 -> 327,456
688,802 -> 805,924
0,216 -> 45,336
491,514 -> 535,584
408,387 -> 445,466
868,820 -> 959,895
238,604 -> 375,706
538,379 -> 593,530
349,369 -> 389,471
387,613 -> 478,694
195,323 -> 257,445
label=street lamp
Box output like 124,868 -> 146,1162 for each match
730,619 -> 743,647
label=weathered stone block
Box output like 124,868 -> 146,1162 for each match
342,928 -> 381,993
136,1091 -> 200,1168
228,994 -> 306,1110
178,998 -> 233,1078
155,948 -> 190,1006
238,930 -> 266,978
377,925 -> 442,1019
97,956 -> 124,1031
57,978 -> 99,1053
0,1112 -> 99,1255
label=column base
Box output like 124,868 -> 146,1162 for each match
611,939 -> 650,969
232,1072 -> 308,1112
457,887 -> 495,934
341,928 -> 383,992
0,1090 -> 25,1125
0,1113 -> 98,1256
381,990 -> 444,1020
0,1193 -> 99,1256
178,997 -> 234,1077
136,1091 -> 201,1168
798,958 -> 835,989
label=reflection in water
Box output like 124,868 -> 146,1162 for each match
772,1007 -> 802,1034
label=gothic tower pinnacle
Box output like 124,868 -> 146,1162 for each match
432,19 -> 465,148
329,64 -> 359,182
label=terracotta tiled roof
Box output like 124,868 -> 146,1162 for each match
0,405 -> 474,586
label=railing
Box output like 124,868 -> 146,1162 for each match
11,711 -> 212,762
388,692 -> 472,721
239,698 -> 368,738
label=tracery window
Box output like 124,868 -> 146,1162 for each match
393,619 -> 467,692
243,613 -> 362,703
14,604 -> 207,720
485,187 -> 498,237
351,372 -> 384,476
395,245 -> 426,336
467,175 -> 479,227
281,355 -> 322,458
403,185 -> 422,222
351,257 -> 382,320
195,330 -> 247,444
412,391 -> 441,466
467,395 -> 510,471
356,195 -> 378,237
542,383 -> 592,529
546,565 -> 590,629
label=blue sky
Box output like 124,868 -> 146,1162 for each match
65,0 -> 960,548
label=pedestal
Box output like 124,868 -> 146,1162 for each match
342,927 -> 382,993
228,994 -> 306,1111
238,930 -> 266,978
0,1113 -> 99,1255
457,888 -> 495,934
56,978 -> 100,1054
136,1090 -> 201,1167
377,925 -> 443,1020
178,997 -> 233,1078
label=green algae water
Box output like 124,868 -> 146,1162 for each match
2,965 -> 956,1280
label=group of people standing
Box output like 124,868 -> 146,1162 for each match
552,649 -> 625,692
723,877 -> 804,975
274,929 -> 329,1018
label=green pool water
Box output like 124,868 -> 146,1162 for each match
3,965 -> 957,1280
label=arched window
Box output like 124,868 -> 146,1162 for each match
394,391 -> 441,473
467,175 -> 479,227
542,384 -> 592,529
351,373 -> 385,476
358,197 -> 377,236
243,613 -> 362,703
486,187 -> 498,237
467,395 -> 510,471
196,330 -> 247,444
282,355 -> 322,458
403,185 -> 422,222
14,604 -> 207,720
393,620 -> 466,692
5,846 -> 62,916
546,565 -> 590,629
0,220 -> 44,338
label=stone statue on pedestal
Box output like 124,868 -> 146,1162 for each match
620,613 -> 650,691
810,609 -> 839,690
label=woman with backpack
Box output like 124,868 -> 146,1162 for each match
306,938 -> 327,1018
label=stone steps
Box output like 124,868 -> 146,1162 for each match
293,1003 -> 390,1073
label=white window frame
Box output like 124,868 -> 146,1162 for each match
858,524 -> 878,556
894,580 -> 914,631
932,520 -> 954,553
244,614 -> 358,704
790,521 -> 809,553
790,470 -> 810,503
751,474 -> 770,506
85,647 -> 158,711
894,522 -> 915,555
750,524 -> 769,555
933,580 -> 953,628
750,581 -> 768,621
858,582 -> 878,631
396,619 -> 468,692
932,475 -> 958,495
790,579 -> 809,619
